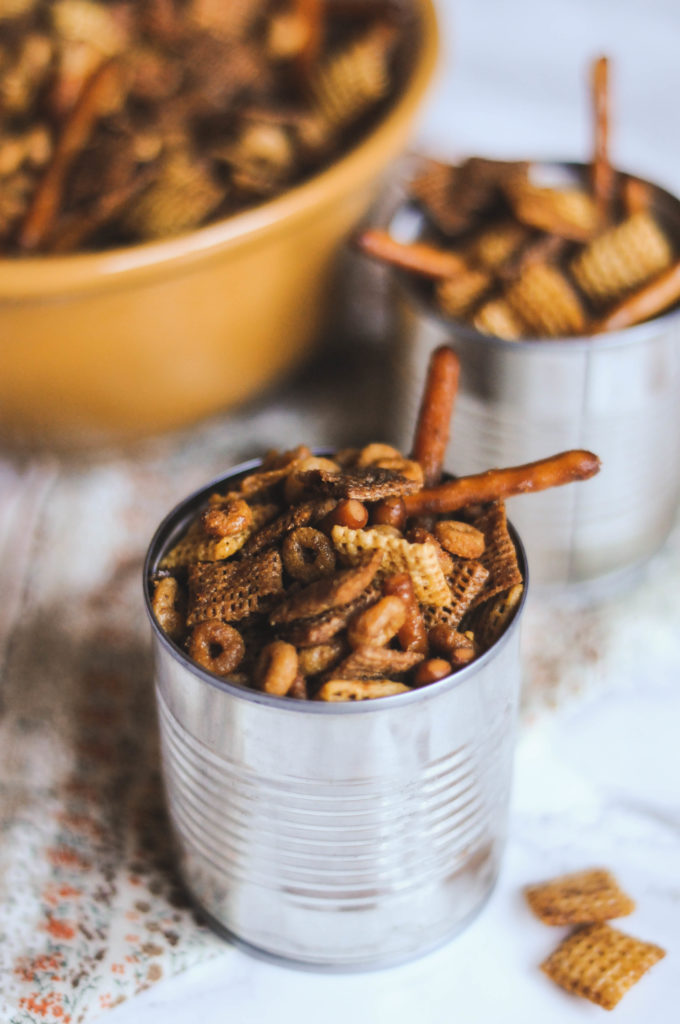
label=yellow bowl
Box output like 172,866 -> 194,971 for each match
0,1 -> 438,450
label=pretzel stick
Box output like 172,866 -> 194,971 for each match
402,450 -> 601,517
591,55 -> 614,224
294,0 -> 324,84
592,260 -> 680,333
411,345 -> 460,487
357,228 -> 466,279
18,59 -> 121,252
621,175 -> 651,217
48,166 -> 158,253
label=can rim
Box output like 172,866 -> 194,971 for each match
143,452 -> 529,714
391,159 -> 680,352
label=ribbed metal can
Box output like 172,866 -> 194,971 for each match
389,165 -> 680,593
143,459 -> 528,970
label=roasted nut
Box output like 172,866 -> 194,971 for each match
319,498 -> 369,532
201,498 -> 253,537
151,575 -> 184,640
255,640 -> 299,696
347,595 -> 406,649
434,519 -> 486,559
413,658 -> 452,686
370,496 -> 406,530
284,456 -> 341,503
428,625 -> 476,665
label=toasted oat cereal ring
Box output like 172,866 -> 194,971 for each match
347,595 -> 406,649
284,456 -> 341,503
525,868 -> 635,926
282,526 -> 336,583
296,639 -> 345,676
201,498 -> 253,538
570,211 -> 673,305
316,679 -> 410,701
434,519 -> 486,559
151,576 -> 184,640
540,923 -> 665,1011
255,640 -> 299,696
189,621 -> 245,677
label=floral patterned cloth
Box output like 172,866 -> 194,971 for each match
0,348 -> 392,1023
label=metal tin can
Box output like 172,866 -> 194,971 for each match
143,458 -> 528,970
389,164 -> 680,592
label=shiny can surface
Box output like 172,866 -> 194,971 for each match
390,165 -> 680,592
143,460 -> 528,970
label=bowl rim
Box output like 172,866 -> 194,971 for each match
143,451 -> 529,716
0,0 -> 438,302
390,158 -> 680,350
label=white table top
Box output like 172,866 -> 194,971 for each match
105,0 -> 680,1019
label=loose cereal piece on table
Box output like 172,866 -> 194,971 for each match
525,868 -> 635,925
540,923 -> 665,1010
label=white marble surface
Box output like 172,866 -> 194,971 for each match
104,0 -> 680,1019
3,1 -> 679,1019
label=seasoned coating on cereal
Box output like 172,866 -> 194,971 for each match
299,465 -> 421,500
525,868 -> 635,926
540,923 -> 665,1010
269,552 -> 383,625
187,548 -> 284,624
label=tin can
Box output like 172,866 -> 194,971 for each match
143,458 -> 528,970
389,164 -> 680,592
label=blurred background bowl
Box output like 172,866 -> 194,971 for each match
0,0 -> 437,452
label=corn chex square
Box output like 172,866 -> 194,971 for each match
540,923 -> 665,1010
331,525 -> 451,606
525,868 -> 635,926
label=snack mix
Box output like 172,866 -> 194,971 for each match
0,0 -> 413,253
358,56 -> 680,337
525,868 -> 666,1010
150,346 -> 600,701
